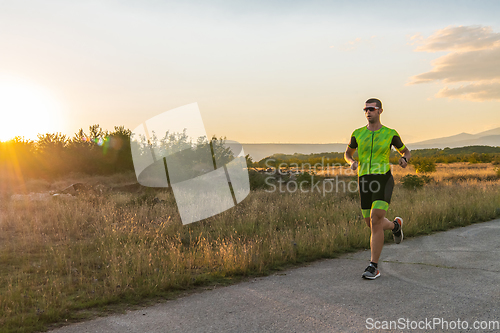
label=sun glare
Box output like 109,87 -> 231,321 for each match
0,76 -> 64,142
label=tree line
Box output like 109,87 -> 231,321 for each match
0,125 -> 240,182
0,125 -> 134,180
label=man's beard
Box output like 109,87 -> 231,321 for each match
367,117 -> 378,124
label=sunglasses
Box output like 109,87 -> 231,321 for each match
363,107 -> 380,112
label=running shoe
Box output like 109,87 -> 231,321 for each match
392,217 -> 403,244
362,264 -> 380,280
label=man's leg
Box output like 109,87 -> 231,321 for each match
362,173 -> 401,279
364,217 -> 371,228
369,208 -> 395,264
362,208 -> 371,228
359,174 -> 371,229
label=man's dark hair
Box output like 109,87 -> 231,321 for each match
365,98 -> 382,109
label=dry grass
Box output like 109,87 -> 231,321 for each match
0,171 -> 138,197
391,162 -> 498,182
0,166 -> 499,332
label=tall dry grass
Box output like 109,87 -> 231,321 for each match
0,170 -> 499,332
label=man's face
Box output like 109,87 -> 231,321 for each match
364,102 -> 382,123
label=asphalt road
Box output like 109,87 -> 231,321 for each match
50,218 -> 500,333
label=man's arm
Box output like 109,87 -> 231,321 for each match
391,134 -> 410,168
398,147 -> 411,168
345,146 -> 358,170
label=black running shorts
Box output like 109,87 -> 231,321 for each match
358,170 -> 394,218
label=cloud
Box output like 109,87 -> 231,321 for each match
407,33 -> 424,46
409,25 -> 500,101
415,25 -> 500,52
410,47 -> 500,84
436,82 -> 500,101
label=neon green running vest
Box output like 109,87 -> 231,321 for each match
348,125 -> 405,177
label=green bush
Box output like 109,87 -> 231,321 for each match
468,152 -> 492,164
401,174 -> 425,190
248,170 -> 272,190
411,158 -> 436,173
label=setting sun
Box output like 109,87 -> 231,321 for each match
0,76 -> 64,142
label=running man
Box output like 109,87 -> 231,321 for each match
344,98 -> 411,280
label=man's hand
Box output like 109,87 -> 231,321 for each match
398,147 -> 411,169
345,146 -> 358,171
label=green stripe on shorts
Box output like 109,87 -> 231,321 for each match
372,200 -> 389,211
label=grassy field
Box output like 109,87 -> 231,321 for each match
0,164 -> 499,332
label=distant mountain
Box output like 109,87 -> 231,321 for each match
475,127 -> 500,137
412,132 -> 474,146
408,127 -> 500,149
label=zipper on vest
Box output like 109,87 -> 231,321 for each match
369,130 -> 374,173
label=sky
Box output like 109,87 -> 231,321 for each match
1,0 -> 500,144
